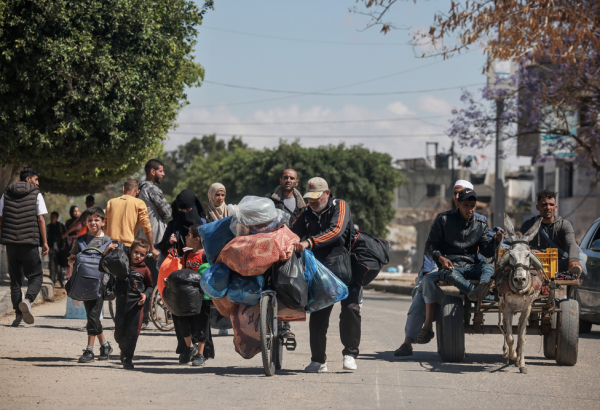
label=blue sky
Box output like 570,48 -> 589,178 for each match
168,0 -> 528,172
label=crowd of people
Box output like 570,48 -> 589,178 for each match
0,162 -> 585,372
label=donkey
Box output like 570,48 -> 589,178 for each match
496,214 -> 544,374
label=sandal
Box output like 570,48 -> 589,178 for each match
281,329 -> 295,338
393,343 -> 413,357
415,328 -> 434,344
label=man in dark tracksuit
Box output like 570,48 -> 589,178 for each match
0,167 -> 49,327
291,177 -> 359,373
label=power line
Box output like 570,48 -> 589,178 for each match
187,53 -> 475,109
167,132 -> 449,139
201,80 -> 484,96
202,25 -> 410,46
177,114 -> 452,126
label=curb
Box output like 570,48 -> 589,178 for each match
365,281 -> 414,296
0,276 -> 56,318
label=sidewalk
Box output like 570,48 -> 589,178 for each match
0,269 -> 57,317
364,274 -> 416,296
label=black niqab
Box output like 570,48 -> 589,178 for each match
173,190 -> 206,234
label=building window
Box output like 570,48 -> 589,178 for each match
426,184 -> 438,198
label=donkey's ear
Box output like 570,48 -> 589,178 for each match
524,217 -> 542,243
504,213 -> 516,241
498,250 -> 511,267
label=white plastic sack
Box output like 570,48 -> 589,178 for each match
228,196 -> 289,236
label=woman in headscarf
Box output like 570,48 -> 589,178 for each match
205,183 -> 229,222
65,205 -> 82,248
205,183 -> 233,335
157,190 -> 206,257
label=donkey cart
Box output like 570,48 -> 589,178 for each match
435,248 -> 580,367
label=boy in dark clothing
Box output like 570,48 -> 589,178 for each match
105,238 -> 154,369
68,207 -> 114,363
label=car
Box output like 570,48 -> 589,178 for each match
570,217 -> 600,333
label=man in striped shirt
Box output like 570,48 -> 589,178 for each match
292,177 -> 359,373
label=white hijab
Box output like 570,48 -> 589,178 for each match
206,183 -> 229,221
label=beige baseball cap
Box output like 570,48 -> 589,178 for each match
303,177 -> 329,199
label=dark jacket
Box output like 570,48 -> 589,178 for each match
268,187 -> 306,226
0,182 -> 41,245
425,210 -> 495,269
520,215 -> 579,262
47,222 -> 68,251
156,220 -> 186,257
290,196 -> 354,262
115,262 -> 154,310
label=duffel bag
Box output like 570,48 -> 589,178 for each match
276,252 -> 308,310
350,231 -> 390,286
322,246 -> 353,286
99,241 -> 129,280
162,269 -> 203,316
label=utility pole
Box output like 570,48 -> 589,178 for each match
451,141 -> 455,184
494,99 -> 506,228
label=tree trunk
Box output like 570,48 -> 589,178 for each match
0,164 -> 22,195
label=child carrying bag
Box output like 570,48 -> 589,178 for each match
68,237 -> 113,301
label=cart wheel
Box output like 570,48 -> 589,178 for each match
543,312 -> 557,360
556,299 -> 579,366
435,320 -> 442,356
108,300 -> 115,323
439,296 -> 465,363
150,287 -> 174,332
275,323 -> 284,370
260,293 -> 277,376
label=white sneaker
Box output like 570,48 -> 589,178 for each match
343,355 -> 357,370
218,329 -> 229,336
304,361 -> 328,373
18,299 -> 34,325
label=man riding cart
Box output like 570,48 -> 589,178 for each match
415,188 -> 503,344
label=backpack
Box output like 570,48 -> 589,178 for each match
68,236 -> 113,301
350,231 -> 390,287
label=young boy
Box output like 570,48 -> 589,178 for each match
166,225 -> 213,366
68,207 -> 113,363
105,238 -> 153,370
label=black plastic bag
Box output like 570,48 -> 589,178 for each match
350,231 -> 390,286
99,241 -> 129,280
276,252 -> 308,310
163,269 -> 203,317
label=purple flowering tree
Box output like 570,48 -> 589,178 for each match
448,54 -> 600,175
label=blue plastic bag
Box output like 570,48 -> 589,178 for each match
227,272 -> 265,306
303,250 -> 349,313
199,263 -> 231,299
198,216 -> 235,264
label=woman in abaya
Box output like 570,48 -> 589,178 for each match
204,183 -> 234,335
157,190 -> 215,361
157,190 -> 206,257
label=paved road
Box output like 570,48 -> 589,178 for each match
1,291 -> 599,409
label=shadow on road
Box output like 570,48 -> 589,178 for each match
135,365 -> 300,377
579,331 -> 600,340
359,351 -> 556,374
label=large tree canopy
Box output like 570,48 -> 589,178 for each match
163,137 -> 405,238
0,0 -> 212,195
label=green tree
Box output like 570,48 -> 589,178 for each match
176,139 -> 405,237
158,134 -> 247,201
0,0 -> 213,195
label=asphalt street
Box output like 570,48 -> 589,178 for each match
1,290 -> 599,409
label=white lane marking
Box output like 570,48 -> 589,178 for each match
397,369 -> 406,408
376,362 -> 381,408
